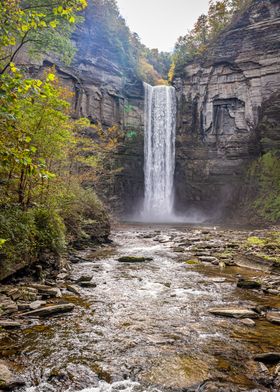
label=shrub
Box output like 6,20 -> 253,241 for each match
58,183 -> 110,245
0,206 -> 65,269
248,152 -> 280,222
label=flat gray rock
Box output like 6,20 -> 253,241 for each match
254,352 -> 280,364
266,312 -> 280,325
208,307 -> 258,319
0,320 -> 22,329
20,304 -> 74,318
29,300 -> 47,310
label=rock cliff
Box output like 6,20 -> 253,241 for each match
55,6 -> 145,214
22,0 -> 146,216
21,0 -> 280,220
174,0 -> 280,219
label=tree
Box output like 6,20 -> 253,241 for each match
0,0 -> 88,74
170,0 -> 253,78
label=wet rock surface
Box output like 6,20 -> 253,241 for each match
0,224 -> 279,392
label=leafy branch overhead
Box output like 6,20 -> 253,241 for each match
0,0 -> 87,74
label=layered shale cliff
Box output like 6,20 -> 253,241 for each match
23,0 -> 146,215
22,0 -> 280,220
174,0 -> 280,220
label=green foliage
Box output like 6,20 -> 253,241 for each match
248,152 -> 280,222
33,208 -> 66,255
59,183 -> 109,243
170,0 -> 252,79
0,0 -> 88,74
0,68 -> 74,208
0,206 -> 65,265
126,130 -> 137,139
0,0 -> 115,279
247,236 -> 266,246
244,232 -> 280,263
86,1 -> 170,84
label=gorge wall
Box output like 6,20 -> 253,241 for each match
60,3 -> 146,214
22,0 -> 280,220
22,0 -> 146,215
174,0 -> 280,220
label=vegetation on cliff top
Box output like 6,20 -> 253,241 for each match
169,0 -> 253,81
87,0 -> 171,85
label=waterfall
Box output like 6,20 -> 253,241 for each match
142,82 -> 176,221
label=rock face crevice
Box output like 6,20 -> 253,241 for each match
174,0 -> 280,218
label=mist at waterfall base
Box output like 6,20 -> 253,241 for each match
130,83 -> 207,224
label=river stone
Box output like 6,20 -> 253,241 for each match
237,279 -> 262,289
78,281 -> 97,288
0,300 -> 18,315
208,307 -> 258,319
76,275 -> 93,283
172,247 -> 185,253
254,352 -> 280,364
29,300 -> 47,310
0,360 -> 25,389
0,320 -> 22,329
199,256 -> 218,263
31,284 -> 62,298
67,284 -> 80,295
17,302 -> 30,311
240,318 -> 256,327
266,312 -> 280,325
118,256 -> 153,263
20,304 -> 75,318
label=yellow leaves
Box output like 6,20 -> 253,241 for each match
20,23 -> 29,32
69,16 -> 75,24
168,62 -> 176,83
10,62 -> 17,73
49,20 -> 58,28
46,73 -> 56,82
39,21 -> 47,28
79,0 -> 88,8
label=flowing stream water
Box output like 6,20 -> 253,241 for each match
142,83 -> 176,221
2,224 -> 280,392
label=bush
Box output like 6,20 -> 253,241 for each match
0,206 -> 66,276
58,184 -> 110,245
33,208 -> 66,256
247,152 -> 280,222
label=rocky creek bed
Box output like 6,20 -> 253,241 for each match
0,223 -> 280,392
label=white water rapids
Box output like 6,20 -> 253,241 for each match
142,83 -> 176,222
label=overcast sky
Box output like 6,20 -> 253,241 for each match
116,0 -> 210,52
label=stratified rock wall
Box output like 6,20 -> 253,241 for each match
174,0 -> 280,218
27,2 -> 146,215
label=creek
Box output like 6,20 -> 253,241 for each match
2,224 -> 280,392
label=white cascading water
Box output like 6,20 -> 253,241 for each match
142,82 -> 177,221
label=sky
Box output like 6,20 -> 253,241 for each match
116,0 -> 210,52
